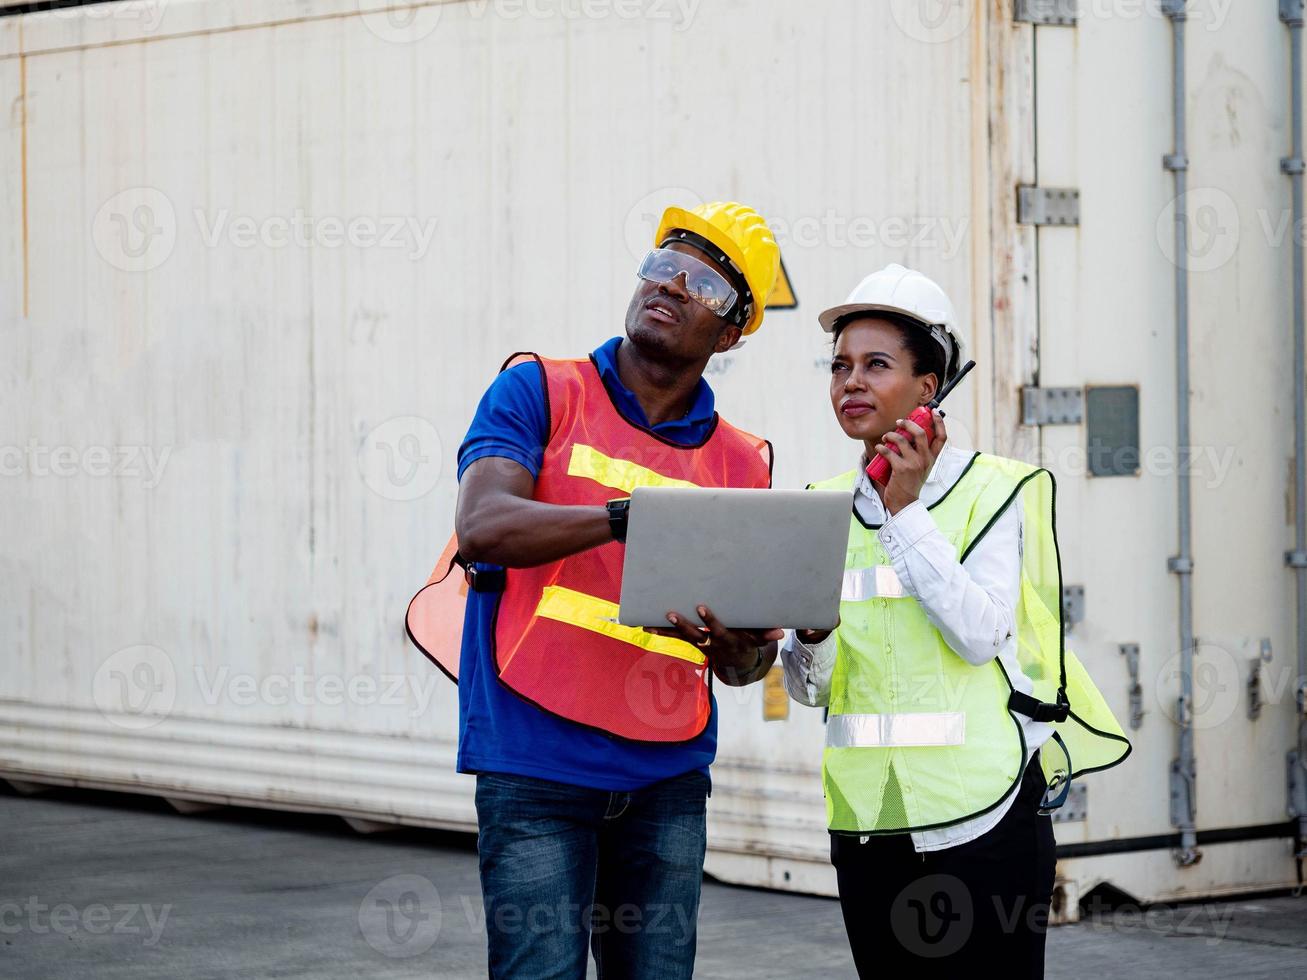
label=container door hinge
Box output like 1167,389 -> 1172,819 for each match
1288,750 -> 1307,819
1120,644 -> 1145,730
1061,585 -> 1085,633
1018,186 -> 1080,226
1015,0 -> 1077,26
1022,386 -> 1083,425
1248,639 -> 1273,721
1051,784 -> 1088,823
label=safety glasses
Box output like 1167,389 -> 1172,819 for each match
1037,732 -> 1075,816
637,248 -> 738,318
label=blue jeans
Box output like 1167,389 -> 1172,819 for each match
474,769 -> 710,980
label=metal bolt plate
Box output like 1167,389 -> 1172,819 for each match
1015,0 -> 1077,26
1022,386 -> 1083,426
1051,784 -> 1088,823
1018,186 -> 1080,226
1062,585 -> 1085,631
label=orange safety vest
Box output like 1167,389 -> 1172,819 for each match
406,351 -> 773,743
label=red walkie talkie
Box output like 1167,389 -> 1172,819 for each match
866,359 -> 977,486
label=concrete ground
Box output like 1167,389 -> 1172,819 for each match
1,783 -> 1305,979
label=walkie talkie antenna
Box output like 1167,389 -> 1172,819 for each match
929,359 -> 976,409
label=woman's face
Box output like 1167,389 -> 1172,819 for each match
829,317 -> 938,445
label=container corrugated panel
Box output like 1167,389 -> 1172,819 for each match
0,0 -> 1297,908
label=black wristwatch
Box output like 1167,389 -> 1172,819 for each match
606,497 -> 631,543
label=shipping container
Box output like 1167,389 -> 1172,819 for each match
1,0 -> 1302,915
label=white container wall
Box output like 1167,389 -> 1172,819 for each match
0,0 -> 1300,910
1029,1 -> 1301,904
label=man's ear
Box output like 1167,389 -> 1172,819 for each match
714,324 -> 744,354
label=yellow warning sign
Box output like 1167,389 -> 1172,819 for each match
766,257 -> 798,310
762,664 -> 790,722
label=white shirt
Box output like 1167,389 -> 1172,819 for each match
781,444 -> 1054,852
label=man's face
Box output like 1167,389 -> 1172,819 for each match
624,241 -> 743,362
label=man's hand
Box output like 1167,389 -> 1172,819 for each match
874,408 -> 947,516
644,605 -> 782,686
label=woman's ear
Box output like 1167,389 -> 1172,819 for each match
919,374 -> 939,406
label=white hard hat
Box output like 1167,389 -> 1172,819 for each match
818,264 -> 967,382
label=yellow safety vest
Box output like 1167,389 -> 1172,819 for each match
809,453 -> 1131,834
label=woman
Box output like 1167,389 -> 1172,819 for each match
782,264 -> 1129,977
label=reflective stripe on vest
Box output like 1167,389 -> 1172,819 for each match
809,454 -> 1131,834
841,566 -> 906,601
534,585 -> 706,666
826,712 -> 966,748
567,444 -> 701,494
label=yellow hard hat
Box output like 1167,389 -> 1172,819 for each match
654,201 -> 780,335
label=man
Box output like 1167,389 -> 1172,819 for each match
450,202 -> 784,978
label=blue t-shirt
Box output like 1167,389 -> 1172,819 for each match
454,337 -> 718,790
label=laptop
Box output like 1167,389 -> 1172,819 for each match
617,486 -> 854,631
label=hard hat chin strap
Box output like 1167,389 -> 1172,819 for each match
659,229 -> 753,328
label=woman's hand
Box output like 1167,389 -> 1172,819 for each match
874,408 -> 947,516
796,616 -> 840,647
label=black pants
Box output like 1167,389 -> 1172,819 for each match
831,754 -> 1057,979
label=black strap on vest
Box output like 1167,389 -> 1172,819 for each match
453,552 -> 506,594
1010,691 -> 1074,814
1008,688 -> 1070,724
